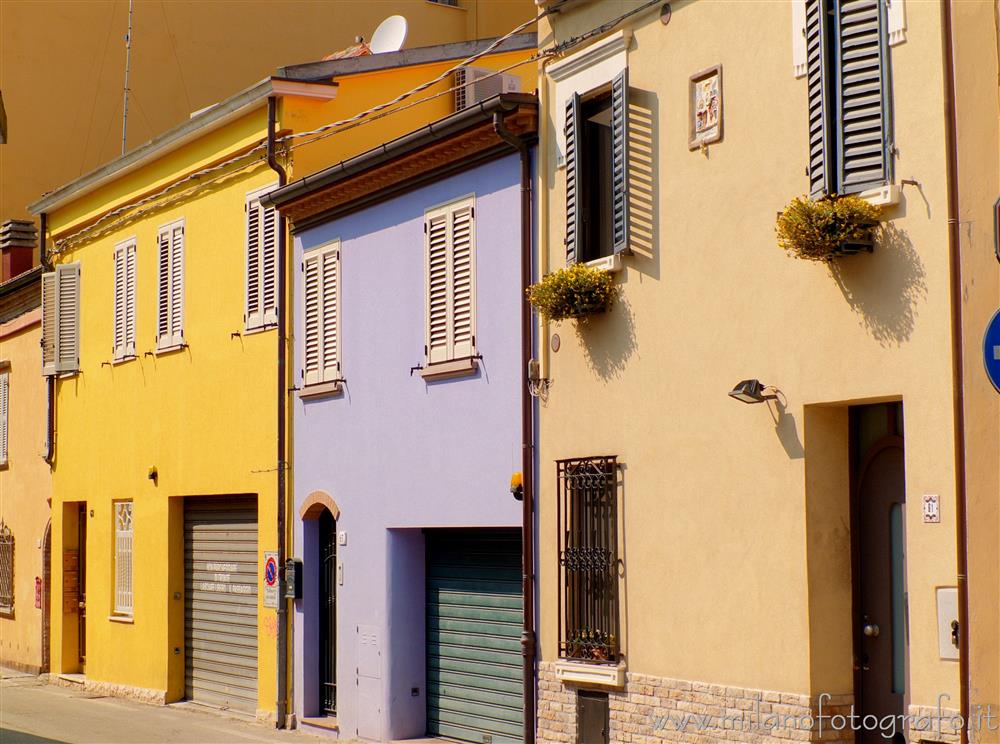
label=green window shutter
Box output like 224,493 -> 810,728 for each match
834,0 -> 891,194
564,92 -> 582,265
806,0 -> 834,197
611,68 -> 630,255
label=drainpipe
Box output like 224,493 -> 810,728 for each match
267,95 -> 290,730
40,212 -> 55,466
940,3 -> 970,742
493,111 -> 537,744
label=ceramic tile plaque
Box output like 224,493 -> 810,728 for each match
689,64 -> 723,149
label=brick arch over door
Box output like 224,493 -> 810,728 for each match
299,490 -> 340,521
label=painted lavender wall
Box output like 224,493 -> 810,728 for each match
291,153 -> 526,740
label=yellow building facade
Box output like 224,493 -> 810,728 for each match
532,2 -> 997,743
29,35 -> 537,720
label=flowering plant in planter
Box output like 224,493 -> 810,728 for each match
776,195 -> 882,261
527,263 -> 617,321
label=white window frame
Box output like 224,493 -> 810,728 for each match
0,368 -> 9,467
423,195 -> 477,370
113,239 -> 137,362
156,219 -> 185,352
114,501 -> 133,616
301,240 -> 341,390
245,184 -> 279,332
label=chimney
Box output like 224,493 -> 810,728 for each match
0,219 -> 38,282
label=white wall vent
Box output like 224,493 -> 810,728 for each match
454,67 -> 521,111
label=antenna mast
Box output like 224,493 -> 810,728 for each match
121,0 -> 134,156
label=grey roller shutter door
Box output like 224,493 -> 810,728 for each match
426,529 -> 523,744
185,497 -> 258,713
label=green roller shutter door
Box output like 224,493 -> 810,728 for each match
427,529 -> 523,744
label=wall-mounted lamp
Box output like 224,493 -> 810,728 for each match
728,379 -> 778,404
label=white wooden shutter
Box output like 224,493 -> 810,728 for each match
246,187 -> 279,331
41,271 -> 56,376
302,242 -> 340,386
55,263 -> 81,374
114,502 -> 133,615
113,241 -> 137,360
887,0 -> 905,46
157,222 -> 184,349
425,197 -> 476,365
0,372 -> 8,465
792,0 -> 808,77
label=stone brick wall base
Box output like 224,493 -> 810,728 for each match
538,661 -> 853,743
906,703 -> 962,744
52,675 -> 167,705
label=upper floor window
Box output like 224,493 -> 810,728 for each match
424,196 -> 476,369
113,239 -> 137,361
557,456 -> 621,664
41,263 -> 81,376
302,241 -> 341,390
114,501 -> 133,617
806,0 -> 893,197
246,187 -> 279,332
565,70 -> 629,265
157,220 -> 185,351
0,367 -> 8,467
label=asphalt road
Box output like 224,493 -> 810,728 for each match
0,675 -> 326,744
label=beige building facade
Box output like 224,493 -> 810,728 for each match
533,2 -> 998,743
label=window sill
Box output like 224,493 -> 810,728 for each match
155,343 -> 186,356
243,324 -> 277,337
112,355 -> 136,366
419,357 -> 478,381
584,253 -> 623,273
858,184 -> 901,209
108,614 -> 134,624
299,381 -> 343,400
554,659 -> 626,688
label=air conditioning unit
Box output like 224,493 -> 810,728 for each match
454,67 -> 521,111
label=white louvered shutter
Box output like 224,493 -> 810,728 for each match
157,229 -> 171,344
157,222 -> 184,349
425,198 -> 476,365
125,243 -> 137,357
114,502 -> 133,615
0,372 -> 8,465
246,190 -> 278,331
302,243 -> 340,386
55,263 -> 81,374
114,245 -> 127,360
426,211 -> 450,365
41,271 -> 57,376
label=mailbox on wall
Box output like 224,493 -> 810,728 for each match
285,558 -> 302,600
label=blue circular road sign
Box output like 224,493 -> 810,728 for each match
985,308 -> 1000,394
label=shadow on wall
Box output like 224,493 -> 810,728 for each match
574,294 -> 637,382
626,88 -> 659,281
830,223 -> 927,347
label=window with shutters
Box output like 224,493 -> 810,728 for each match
156,220 -> 185,351
806,0 -> 893,198
0,368 -> 9,467
565,69 -> 629,265
41,263 -> 81,376
113,240 -> 137,362
423,196 -> 477,374
0,521 -> 12,614
301,241 -> 341,391
114,501 -> 133,616
246,186 -> 279,332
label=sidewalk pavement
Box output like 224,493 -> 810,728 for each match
0,672 -> 336,744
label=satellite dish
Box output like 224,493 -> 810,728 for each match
370,15 -> 408,54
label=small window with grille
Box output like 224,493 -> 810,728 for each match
0,521 -> 13,614
114,502 -> 133,616
557,456 -> 620,663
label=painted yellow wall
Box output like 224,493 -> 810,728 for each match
0,0 -> 535,226
536,0 -> 983,717
0,313 -> 51,673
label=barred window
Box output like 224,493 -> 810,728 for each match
0,521 -> 13,613
557,456 -> 620,663
114,502 -> 133,616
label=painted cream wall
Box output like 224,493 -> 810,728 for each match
537,0 -> 964,714
0,0 -> 535,225
0,314 -> 51,673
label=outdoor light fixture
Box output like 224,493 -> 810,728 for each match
728,379 -> 778,404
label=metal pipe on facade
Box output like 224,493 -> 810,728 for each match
493,110 -> 537,744
40,211 -> 55,466
266,95 -> 290,729
940,3 -> 971,741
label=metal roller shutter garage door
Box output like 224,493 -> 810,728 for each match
185,497 -> 258,713
427,528 -> 523,744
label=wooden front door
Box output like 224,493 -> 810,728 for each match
78,504 -> 87,666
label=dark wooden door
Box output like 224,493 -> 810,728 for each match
855,435 -> 907,744
319,509 -> 337,716
78,504 -> 87,666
